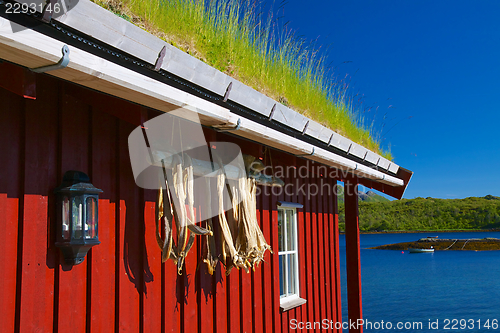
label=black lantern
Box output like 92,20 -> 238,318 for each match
54,171 -> 102,265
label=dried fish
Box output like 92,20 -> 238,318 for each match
156,152 -> 272,276
156,163 -> 175,263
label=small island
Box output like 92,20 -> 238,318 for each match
371,237 -> 500,251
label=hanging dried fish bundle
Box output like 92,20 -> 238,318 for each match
207,153 -> 273,275
156,152 -> 277,276
236,177 -> 272,269
156,154 -> 212,275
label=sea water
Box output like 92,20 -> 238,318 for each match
339,232 -> 500,332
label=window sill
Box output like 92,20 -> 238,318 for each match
280,297 -> 307,312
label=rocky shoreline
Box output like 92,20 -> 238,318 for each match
340,228 -> 500,235
371,237 -> 500,251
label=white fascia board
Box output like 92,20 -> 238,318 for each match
0,16 -> 404,187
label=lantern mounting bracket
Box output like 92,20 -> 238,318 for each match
31,45 -> 70,73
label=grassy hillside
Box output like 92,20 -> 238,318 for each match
91,0 -> 390,158
339,195 -> 500,232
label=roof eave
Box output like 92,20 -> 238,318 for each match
0,2 -> 412,198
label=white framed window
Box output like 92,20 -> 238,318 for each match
278,207 -> 300,300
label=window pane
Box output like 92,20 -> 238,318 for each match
279,254 -> 286,297
278,209 -> 284,252
286,210 -> 295,251
287,254 -> 297,295
72,196 -> 83,239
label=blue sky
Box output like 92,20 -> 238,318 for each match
271,0 -> 500,199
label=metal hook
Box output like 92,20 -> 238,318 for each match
31,45 -> 70,73
297,147 -> 315,157
211,118 -> 241,132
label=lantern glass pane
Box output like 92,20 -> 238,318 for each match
85,197 -> 97,239
62,196 -> 70,240
72,196 -> 83,239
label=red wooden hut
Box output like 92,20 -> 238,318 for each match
0,2 -> 412,332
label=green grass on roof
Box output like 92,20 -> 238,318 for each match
92,0 -> 392,160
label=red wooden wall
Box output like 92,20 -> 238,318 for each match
0,69 -> 342,333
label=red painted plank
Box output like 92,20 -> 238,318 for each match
199,250 -> 214,333
57,92 -> 90,333
241,265 -> 252,333
241,137 -> 261,333
309,170 -> 319,330
211,132 -> 228,333
325,177 -> 335,327
163,255 -> 180,333
261,185 -> 273,333
0,89 -> 22,333
117,121 -> 142,332
0,193 -> 19,332
89,108 -> 117,333
270,175 -> 281,333
183,212 -> 198,333
199,129 -> 215,333
303,166 -> 314,333
344,180 -> 363,333
0,62 -> 36,99
18,79 -> 58,333
316,177 -> 326,327
143,192 -> 162,333
332,178 -> 342,330
252,190 -> 263,333
322,177 -> 332,326
296,164 -> 307,329
227,267 -> 240,333
316,175 -> 327,320
213,260 -> 227,333
280,173 -> 288,333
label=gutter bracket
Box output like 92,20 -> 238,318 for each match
297,147 -> 315,157
327,134 -> 334,146
268,104 -> 277,121
154,46 -> 167,71
223,82 -> 232,102
41,0 -> 58,23
31,45 -> 70,73
302,121 -> 310,135
212,118 -> 241,132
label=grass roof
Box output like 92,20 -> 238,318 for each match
91,0 -> 391,159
